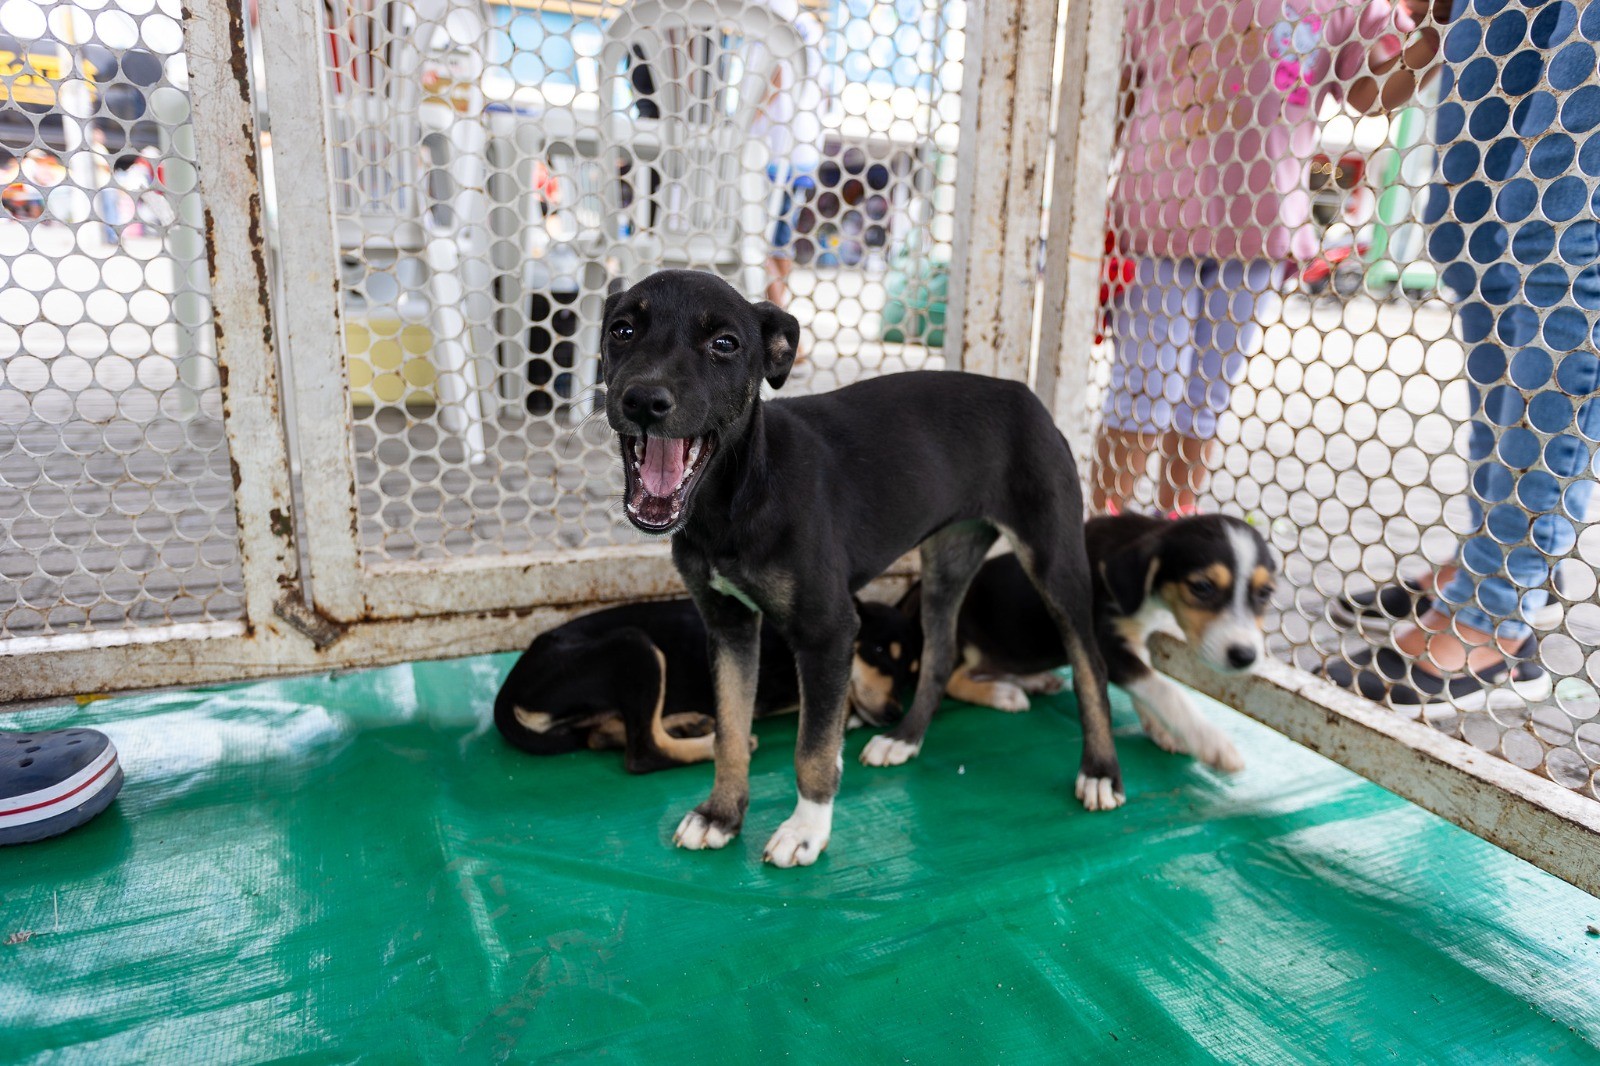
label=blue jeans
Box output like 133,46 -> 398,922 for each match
1428,0 -> 1600,640
1437,309 -> 1600,639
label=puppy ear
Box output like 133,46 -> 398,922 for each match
893,580 -> 921,619
1100,535 -> 1161,616
753,300 -> 800,389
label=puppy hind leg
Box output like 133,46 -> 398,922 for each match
1013,670 -> 1066,695
862,522 -> 999,767
588,716 -> 628,751
1014,531 -> 1124,811
660,713 -> 716,738
945,663 -> 1031,712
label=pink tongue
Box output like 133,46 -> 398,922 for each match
639,437 -> 687,497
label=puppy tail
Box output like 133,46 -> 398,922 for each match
493,632 -> 588,757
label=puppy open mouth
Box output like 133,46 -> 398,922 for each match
622,435 -> 713,533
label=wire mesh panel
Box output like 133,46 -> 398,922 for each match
0,0 -> 243,644
1085,0 -> 1600,798
316,0 -> 964,565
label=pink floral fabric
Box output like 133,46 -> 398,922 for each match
1108,0 -> 1417,263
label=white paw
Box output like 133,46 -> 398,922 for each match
1074,773 -> 1125,812
1017,672 -> 1066,695
763,799 -> 832,868
673,810 -> 736,850
1193,727 -> 1245,774
860,734 -> 920,767
987,682 -> 1031,713
1138,713 -> 1181,753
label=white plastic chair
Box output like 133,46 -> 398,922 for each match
599,0 -> 808,294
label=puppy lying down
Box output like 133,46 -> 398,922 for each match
496,513 -> 1274,776
880,513 -> 1275,773
494,596 -> 918,773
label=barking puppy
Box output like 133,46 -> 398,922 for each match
493,597 -> 919,773
602,270 -> 1117,868
902,514 -> 1275,772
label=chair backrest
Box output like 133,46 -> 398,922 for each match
600,0 -> 808,273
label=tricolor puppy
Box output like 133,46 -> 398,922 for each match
602,270 -> 1117,868
901,514 -> 1275,772
493,597 -> 919,773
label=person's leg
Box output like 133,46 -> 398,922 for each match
1159,258 -> 1253,513
765,169 -> 796,306
765,255 -> 792,306
1093,257 -> 1166,511
1380,307 -> 1594,681
1093,426 -> 1153,513
1157,430 -> 1215,514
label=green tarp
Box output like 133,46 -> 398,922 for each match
3,654 -> 1598,1063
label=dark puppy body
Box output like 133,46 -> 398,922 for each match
494,598 -> 918,774
602,270 -> 1117,867
903,514 -> 1276,770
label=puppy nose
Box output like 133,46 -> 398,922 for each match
1226,644 -> 1257,670
620,384 -> 674,427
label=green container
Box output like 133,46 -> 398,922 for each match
880,251 -> 948,349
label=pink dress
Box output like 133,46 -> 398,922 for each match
1102,0 -> 1415,438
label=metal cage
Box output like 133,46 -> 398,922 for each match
1,0 -> 1596,896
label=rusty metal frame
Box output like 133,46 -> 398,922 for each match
946,0 -> 1062,383
1038,0 -> 1600,897
1034,0 -> 1123,459
0,0 -> 685,701
1152,636 -> 1600,899
256,0 -> 688,624
0,0 -> 302,701
0,0 -> 962,702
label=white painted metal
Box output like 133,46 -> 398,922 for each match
1036,0 -> 1600,892
1034,0 -> 1123,460
0,0 -> 956,695
0,0 -> 1596,913
254,0 -> 368,622
946,0 -> 1061,382
1151,635 -> 1600,900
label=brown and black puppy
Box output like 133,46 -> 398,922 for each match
898,514 -> 1276,772
494,597 -> 919,774
602,269 -> 1116,868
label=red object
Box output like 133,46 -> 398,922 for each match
1301,241 -> 1365,288
1096,229 -> 1133,345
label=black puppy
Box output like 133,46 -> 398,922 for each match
602,270 -> 1117,868
494,597 -> 919,773
900,514 -> 1277,772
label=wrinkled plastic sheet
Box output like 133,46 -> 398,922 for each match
3,654 -> 1598,1063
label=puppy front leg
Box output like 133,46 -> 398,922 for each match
673,608 -> 761,850
764,625 -> 855,868
1123,669 -> 1244,773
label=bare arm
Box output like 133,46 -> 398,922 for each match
1345,0 -> 1451,115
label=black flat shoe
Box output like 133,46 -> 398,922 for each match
1329,578 -> 1433,630
1321,637 -> 1550,711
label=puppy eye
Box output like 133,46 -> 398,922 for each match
1255,585 -> 1276,603
610,321 -> 634,341
1189,579 -> 1216,598
711,335 -> 739,354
